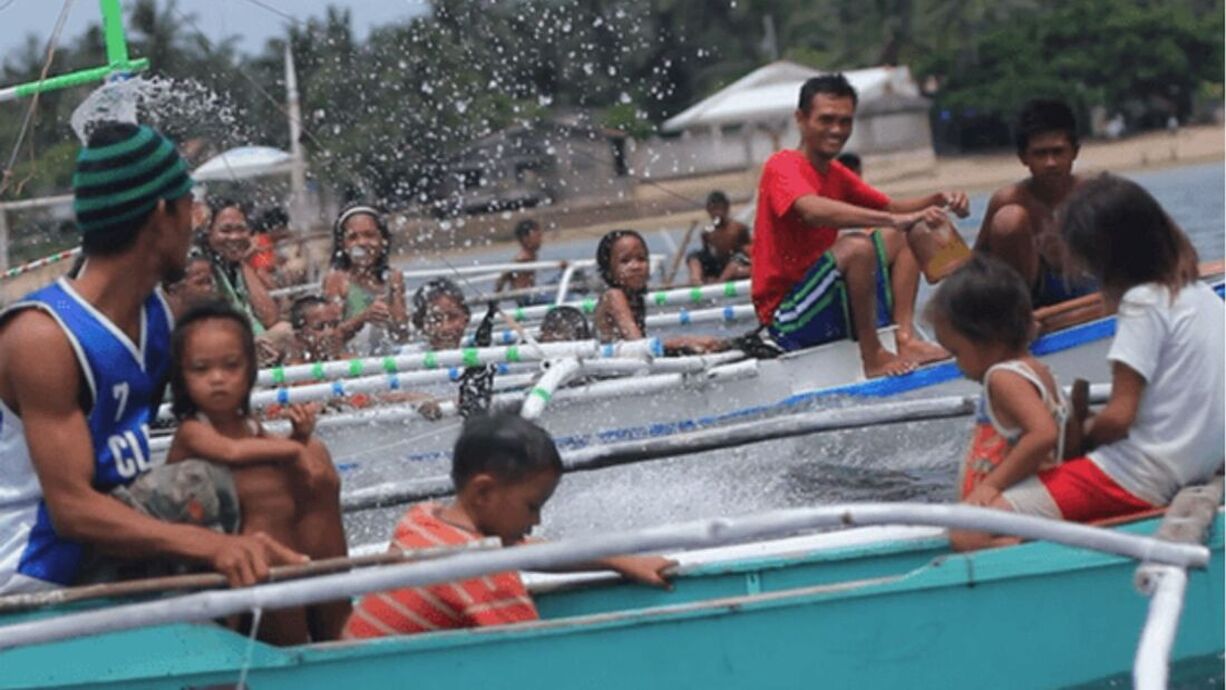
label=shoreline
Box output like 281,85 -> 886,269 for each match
2,126 -> 1221,300
407,124 -> 1224,263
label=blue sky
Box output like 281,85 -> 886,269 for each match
0,0 -> 430,61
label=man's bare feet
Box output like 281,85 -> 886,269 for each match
896,336 -> 950,366
861,347 -> 916,378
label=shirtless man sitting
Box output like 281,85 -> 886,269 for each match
975,99 -> 1097,307
687,190 -> 752,286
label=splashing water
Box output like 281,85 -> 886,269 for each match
70,75 -> 247,147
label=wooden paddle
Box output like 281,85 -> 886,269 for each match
0,539 -> 500,615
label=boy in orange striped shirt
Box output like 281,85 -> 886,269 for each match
343,415 -> 673,638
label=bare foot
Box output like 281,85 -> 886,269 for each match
861,348 -> 916,378
896,336 -> 949,365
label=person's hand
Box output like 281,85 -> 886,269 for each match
206,531 -> 308,588
893,206 -> 946,232
286,403 -> 318,443
964,482 -> 1002,508
256,339 -> 283,367
364,299 -> 392,325
417,399 -> 443,421
607,555 -> 677,589
938,190 -> 970,218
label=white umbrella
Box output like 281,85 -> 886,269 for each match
192,146 -> 294,182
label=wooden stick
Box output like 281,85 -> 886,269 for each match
664,220 -> 700,287
1036,261 -> 1223,335
0,539 -> 500,615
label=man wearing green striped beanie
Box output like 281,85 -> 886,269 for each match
72,121 -> 195,269
0,121 -> 305,597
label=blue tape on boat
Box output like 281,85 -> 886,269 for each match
501,331 -> 515,344
650,338 -> 664,357
679,309 -> 691,325
332,381 -> 345,397
724,306 -> 735,321
496,363 -> 510,374
388,375 -> 400,390
448,367 -> 461,381
602,344 -> 614,358
276,389 -> 289,405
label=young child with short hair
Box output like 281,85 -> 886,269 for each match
539,305 -> 591,343
411,278 -> 471,351
288,295 -> 346,365
496,219 -> 546,299
925,255 -> 1079,551
594,229 -> 723,354
166,301 -> 350,643
687,191 -> 752,286
342,414 -> 673,638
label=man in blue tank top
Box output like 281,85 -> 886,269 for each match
0,122 -> 303,594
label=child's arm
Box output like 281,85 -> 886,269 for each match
170,418 -> 304,467
966,371 -> 1060,505
520,537 -> 674,588
387,270 -> 410,340
598,290 -> 644,340
1084,362 -> 1147,450
323,271 -> 367,342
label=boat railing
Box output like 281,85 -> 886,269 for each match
1132,475 -> 1223,690
0,502 -> 1210,653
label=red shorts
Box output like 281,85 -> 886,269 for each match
1037,457 -> 1153,523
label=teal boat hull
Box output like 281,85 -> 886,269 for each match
1,514 -> 1221,689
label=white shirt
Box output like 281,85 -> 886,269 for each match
1090,282 -> 1225,505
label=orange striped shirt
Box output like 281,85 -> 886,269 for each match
342,503 -> 538,639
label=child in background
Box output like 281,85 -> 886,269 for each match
686,191 -> 752,286
165,301 -> 350,643
287,295 -> 346,365
925,255 -> 1078,551
342,414 -> 674,639
164,249 -> 218,318
411,278 -> 471,351
539,305 -> 592,343
495,219 -> 546,298
943,174 -> 1224,549
323,204 -> 409,355
594,230 -> 723,354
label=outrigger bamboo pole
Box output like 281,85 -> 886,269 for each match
0,539 -> 499,615
479,304 -> 757,345
520,357 -> 582,420
469,279 -> 752,327
339,384 -> 1111,512
255,338 -> 661,386
0,503 -> 1207,652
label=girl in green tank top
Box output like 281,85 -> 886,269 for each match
321,204 -> 408,355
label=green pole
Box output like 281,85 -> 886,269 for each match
100,0 -> 130,67
0,0 -> 148,103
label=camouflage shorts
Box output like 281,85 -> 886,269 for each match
76,459 -> 241,585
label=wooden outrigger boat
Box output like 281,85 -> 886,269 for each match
0,485 -> 1220,690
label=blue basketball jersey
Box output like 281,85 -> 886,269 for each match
0,278 -> 172,588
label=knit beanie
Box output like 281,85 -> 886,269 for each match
72,124 -> 193,237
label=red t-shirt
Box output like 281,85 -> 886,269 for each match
342,503 -> 538,639
750,150 -> 891,323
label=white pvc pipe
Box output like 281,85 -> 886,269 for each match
477,304 -> 756,346
256,339 -> 661,386
0,503 -> 1207,652
1133,564 -> 1189,690
473,277 -> 750,326
520,358 -> 582,420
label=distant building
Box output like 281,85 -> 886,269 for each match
636,60 -> 935,180
429,119 -> 632,217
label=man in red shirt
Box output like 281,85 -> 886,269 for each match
752,74 -> 968,377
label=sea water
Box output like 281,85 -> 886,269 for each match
346,161 -> 1225,546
